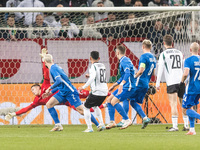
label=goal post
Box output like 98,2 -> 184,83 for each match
0,7 -> 199,125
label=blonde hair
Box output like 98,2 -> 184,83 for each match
44,54 -> 53,63
190,42 -> 199,53
142,39 -> 152,49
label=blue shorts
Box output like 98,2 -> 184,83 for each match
113,88 -> 135,102
130,87 -> 148,104
182,94 -> 200,109
53,91 -> 82,108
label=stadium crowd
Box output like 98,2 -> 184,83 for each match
0,0 -> 199,58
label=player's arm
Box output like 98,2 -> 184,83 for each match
181,68 -> 189,83
79,65 -> 96,90
134,63 -> 145,78
156,53 -> 164,90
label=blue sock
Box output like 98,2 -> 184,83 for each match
48,107 -> 60,124
108,103 -> 115,121
130,101 -> 146,118
189,116 -> 195,128
114,103 -> 129,120
186,109 -> 200,120
123,100 -> 129,115
91,114 -> 99,127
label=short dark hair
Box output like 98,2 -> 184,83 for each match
7,14 -> 15,20
90,51 -> 99,60
163,34 -> 173,46
116,45 -> 126,54
31,84 -> 41,89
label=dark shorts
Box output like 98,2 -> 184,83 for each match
167,84 -> 185,98
130,87 -> 148,104
84,93 -> 107,108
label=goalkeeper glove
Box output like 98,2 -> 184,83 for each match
39,48 -> 48,62
5,112 -> 16,121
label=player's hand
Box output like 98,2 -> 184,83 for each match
39,48 -> 48,62
45,87 -> 51,94
78,86 -> 84,91
42,92 -> 51,99
156,86 -> 160,92
118,85 -> 123,94
5,112 -> 16,121
109,85 -> 115,92
85,74 -> 90,78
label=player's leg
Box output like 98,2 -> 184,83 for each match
46,96 -> 63,131
183,94 -> 200,135
178,84 -> 189,131
167,93 -> 179,131
179,98 -> 189,131
116,100 -> 129,127
111,96 -> 132,130
106,94 -> 117,129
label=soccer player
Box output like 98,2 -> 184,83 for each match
156,34 -> 188,131
181,42 -> 200,135
129,39 -> 156,129
78,51 -> 108,132
106,44 -> 134,130
42,54 -> 100,131
4,49 -> 92,121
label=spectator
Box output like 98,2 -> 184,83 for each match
44,12 -> 58,28
100,12 -> 122,41
6,0 -> 21,7
162,0 -> 169,6
28,14 -> 54,39
134,0 -> 149,17
95,2 -> 108,23
122,0 -> 133,6
48,0 -> 68,7
148,0 -> 161,15
82,16 -> 102,39
0,15 -> 27,41
111,0 -> 124,6
186,20 -> 200,42
70,0 -> 88,7
168,0 -> 187,6
92,0 -> 114,7
15,0 -> 45,26
171,20 -> 187,43
147,19 -> 168,59
0,2 -> 5,27
58,13 -> 80,38
53,4 -> 65,22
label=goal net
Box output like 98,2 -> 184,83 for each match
0,7 -> 198,125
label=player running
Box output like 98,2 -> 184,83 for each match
130,39 -> 156,129
78,51 -> 108,132
42,54 -> 100,131
181,42 -> 200,135
156,35 -> 188,132
106,44 -> 134,130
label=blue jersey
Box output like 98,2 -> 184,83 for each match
50,64 -> 77,96
184,55 -> 200,94
135,53 -> 156,88
117,56 -> 135,90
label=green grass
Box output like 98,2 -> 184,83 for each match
0,124 -> 199,150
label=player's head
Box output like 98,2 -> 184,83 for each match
31,84 -> 41,96
142,39 -> 152,51
116,44 -> 126,59
163,34 -> 173,47
44,54 -> 53,67
90,51 -> 100,62
190,42 -> 199,54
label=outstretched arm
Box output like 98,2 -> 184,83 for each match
15,105 -> 35,116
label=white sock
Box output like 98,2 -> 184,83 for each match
172,115 -> 178,129
84,107 -> 92,130
183,115 -> 189,128
93,106 -> 104,126
143,116 -> 147,120
190,127 -> 195,132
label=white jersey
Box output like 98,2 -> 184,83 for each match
82,62 -> 108,96
156,48 -> 183,87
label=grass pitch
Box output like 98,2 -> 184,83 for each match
0,124 -> 199,150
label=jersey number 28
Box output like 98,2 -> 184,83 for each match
170,55 -> 181,69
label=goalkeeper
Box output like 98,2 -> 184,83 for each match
4,49 -> 102,121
